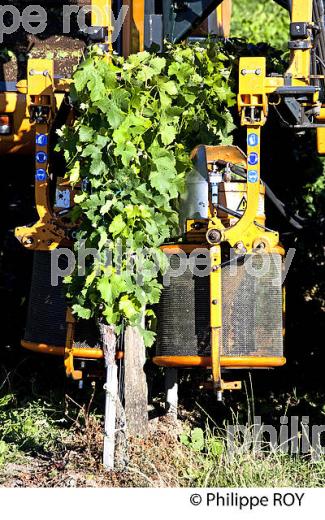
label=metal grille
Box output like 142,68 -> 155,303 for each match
156,252 -> 284,358
156,254 -> 210,357
24,251 -> 67,346
24,251 -> 101,349
221,254 -> 283,357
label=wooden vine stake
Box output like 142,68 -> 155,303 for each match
124,325 -> 149,438
100,322 -> 118,470
100,321 -> 148,469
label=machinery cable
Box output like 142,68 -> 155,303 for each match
215,159 -> 306,229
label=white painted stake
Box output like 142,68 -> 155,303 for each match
103,364 -> 118,470
165,367 -> 178,419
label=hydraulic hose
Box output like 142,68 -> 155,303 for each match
215,160 -> 306,230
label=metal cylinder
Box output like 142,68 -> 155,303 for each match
179,145 -> 209,232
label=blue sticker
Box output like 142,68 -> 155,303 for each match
247,133 -> 259,147
248,152 -> 259,166
36,151 -> 47,163
35,168 -> 47,181
36,134 -> 48,146
248,170 -> 258,183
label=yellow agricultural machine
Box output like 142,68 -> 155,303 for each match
0,0 -> 324,460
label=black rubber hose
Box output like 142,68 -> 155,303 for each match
217,204 -> 243,219
262,184 -> 304,230
215,160 -> 306,229
314,0 -> 325,76
220,254 -> 246,269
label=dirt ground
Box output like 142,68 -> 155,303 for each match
0,414 -> 185,488
0,351 -> 191,488
1,3 -> 88,81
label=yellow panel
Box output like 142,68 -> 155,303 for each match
123,0 -> 144,56
27,59 -> 54,96
291,0 -> 313,23
133,0 -> 145,51
289,1 -> 313,83
317,128 -> 325,154
239,57 -> 266,95
0,92 -> 19,113
216,0 -> 232,38
92,0 -> 112,27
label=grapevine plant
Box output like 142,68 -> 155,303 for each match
57,41 -> 237,345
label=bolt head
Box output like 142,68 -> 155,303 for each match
207,229 -> 222,244
191,222 -> 202,230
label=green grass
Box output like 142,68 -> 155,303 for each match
177,423 -> 325,487
0,358 -> 106,486
0,393 -> 70,465
0,393 -> 325,487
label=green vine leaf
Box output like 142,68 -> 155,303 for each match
57,40 -> 238,345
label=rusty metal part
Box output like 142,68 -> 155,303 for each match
200,380 -> 242,391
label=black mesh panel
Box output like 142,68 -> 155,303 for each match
24,251 -> 67,346
156,252 -> 284,358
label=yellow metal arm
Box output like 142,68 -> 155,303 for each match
233,0 -> 319,251
91,0 -> 114,53
15,59 -> 68,251
287,0 -> 314,83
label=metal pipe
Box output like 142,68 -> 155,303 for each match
21,340 -> 104,359
210,245 -> 222,391
153,356 -> 287,368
